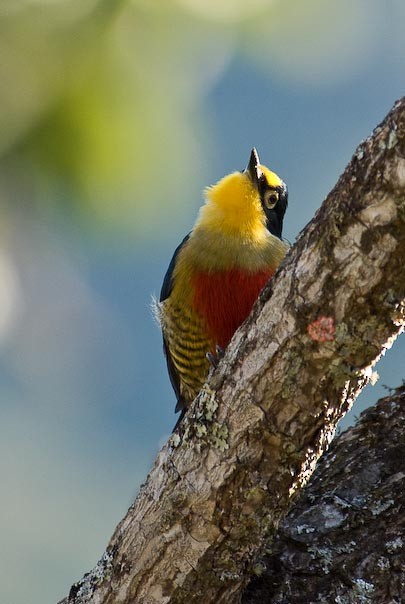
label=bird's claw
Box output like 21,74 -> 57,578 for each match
206,351 -> 217,368
206,345 -> 225,369
215,345 -> 224,359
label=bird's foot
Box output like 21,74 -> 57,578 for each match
206,345 -> 225,369
215,345 -> 224,360
206,351 -> 217,368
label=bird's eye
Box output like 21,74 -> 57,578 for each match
264,190 -> 279,209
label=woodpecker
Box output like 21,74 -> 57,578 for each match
157,149 -> 288,425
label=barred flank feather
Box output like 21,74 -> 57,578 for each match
160,297 -> 211,408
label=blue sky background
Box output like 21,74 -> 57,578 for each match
0,1 -> 404,602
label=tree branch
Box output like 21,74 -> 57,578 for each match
59,97 -> 405,604
242,385 -> 405,604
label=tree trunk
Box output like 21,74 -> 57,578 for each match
242,386 -> 405,604
59,97 -> 405,604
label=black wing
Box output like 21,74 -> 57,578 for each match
160,233 -> 190,302
160,234 -> 191,420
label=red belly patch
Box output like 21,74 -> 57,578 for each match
192,268 -> 273,350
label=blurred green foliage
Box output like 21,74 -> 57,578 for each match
3,0 -> 402,236
0,0 -> 228,233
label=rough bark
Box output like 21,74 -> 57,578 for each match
242,386 -> 405,604
59,97 -> 405,604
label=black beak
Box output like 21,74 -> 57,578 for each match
244,147 -> 262,187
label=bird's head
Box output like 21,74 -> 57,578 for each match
197,148 -> 288,241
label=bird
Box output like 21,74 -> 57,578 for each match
156,148 -> 289,427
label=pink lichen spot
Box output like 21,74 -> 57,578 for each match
307,316 -> 335,342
